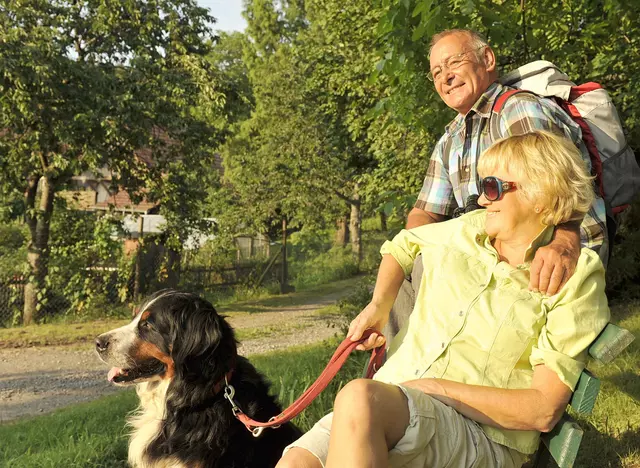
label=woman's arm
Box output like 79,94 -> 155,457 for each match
347,254 -> 405,350
402,364 -> 572,432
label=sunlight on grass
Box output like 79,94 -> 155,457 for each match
2,300 -> 638,468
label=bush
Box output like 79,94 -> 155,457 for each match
290,245 -> 360,290
607,197 -> 640,302
0,223 -> 28,280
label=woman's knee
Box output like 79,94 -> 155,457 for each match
276,448 -> 322,468
333,379 -> 395,418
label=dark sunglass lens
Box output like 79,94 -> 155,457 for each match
484,178 -> 499,201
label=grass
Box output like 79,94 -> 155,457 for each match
0,319 -> 129,349
1,301 -> 639,467
569,299 -> 640,468
0,276 -> 364,348
0,338 -> 367,468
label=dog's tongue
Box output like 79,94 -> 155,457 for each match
108,367 -> 126,382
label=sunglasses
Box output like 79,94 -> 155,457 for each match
479,176 -> 517,201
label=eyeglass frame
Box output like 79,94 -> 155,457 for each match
479,176 -> 517,201
427,45 -> 487,83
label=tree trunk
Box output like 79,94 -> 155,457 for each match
23,175 -> 55,325
165,248 -> 181,289
334,212 -> 349,247
280,217 -> 290,293
133,216 -> 144,300
379,211 -> 388,231
349,184 -> 362,267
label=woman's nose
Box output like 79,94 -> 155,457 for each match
478,192 -> 490,207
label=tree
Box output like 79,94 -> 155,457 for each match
0,0 -> 225,324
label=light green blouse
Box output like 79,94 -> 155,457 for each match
374,210 -> 610,454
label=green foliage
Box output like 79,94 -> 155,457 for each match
607,198 -> 640,302
0,0 -> 227,321
375,0 -> 640,155
290,246 -> 360,290
45,208 -> 128,318
0,224 -> 29,279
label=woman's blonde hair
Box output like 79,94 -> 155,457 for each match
477,131 -> 595,226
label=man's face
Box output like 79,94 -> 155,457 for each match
429,33 -> 495,115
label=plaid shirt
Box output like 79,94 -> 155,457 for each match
415,82 -> 608,261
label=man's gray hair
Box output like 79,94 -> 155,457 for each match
428,29 -> 490,60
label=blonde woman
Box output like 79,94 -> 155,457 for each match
277,131 -> 610,468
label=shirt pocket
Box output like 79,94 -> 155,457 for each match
483,299 -> 536,387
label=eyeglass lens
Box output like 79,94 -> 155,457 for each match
482,177 -> 499,201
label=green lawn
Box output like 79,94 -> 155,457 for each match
0,276 -> 363,349
1,300 -> 638,468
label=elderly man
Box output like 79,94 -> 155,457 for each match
385,28 -> 608,341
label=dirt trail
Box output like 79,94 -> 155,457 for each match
0,281 -> 357,423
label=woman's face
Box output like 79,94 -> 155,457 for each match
478,168 -> 545,244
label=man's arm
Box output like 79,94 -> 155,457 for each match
406,207 -> 448,229
402,364 -> 571,432
498,94 -> 587,295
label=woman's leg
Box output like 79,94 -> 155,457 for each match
325,379 -> 411,468
276,447 -> 323,468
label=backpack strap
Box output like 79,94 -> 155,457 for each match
492,88 -> 530,114
489,89 -> 536,141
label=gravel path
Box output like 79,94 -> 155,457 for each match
0,285 -> 354,423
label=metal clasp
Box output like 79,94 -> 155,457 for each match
223,380 -> 242,416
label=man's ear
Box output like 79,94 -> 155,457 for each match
483,47 -> 497,74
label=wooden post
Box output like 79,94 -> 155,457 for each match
133,214 -> 144,300
280,218 -> 289,293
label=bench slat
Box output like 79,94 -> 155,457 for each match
588,323 -> 635,363
569,369 -> 600,415
540,413 -> 583,468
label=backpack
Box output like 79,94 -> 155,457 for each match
492,61 -> 640,214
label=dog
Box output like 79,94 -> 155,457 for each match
95,290 -> 302,468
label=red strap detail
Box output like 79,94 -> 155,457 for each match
556,99 -> 605,198
569,82 -> 602,101
613,204 -> 629,215
493,89 -> 529,113
234,329 -> 386,431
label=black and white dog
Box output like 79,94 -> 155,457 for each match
95,290 -> 301,468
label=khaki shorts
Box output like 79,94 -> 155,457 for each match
283,385 -> 526,468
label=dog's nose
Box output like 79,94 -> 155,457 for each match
95,335 -> 110,354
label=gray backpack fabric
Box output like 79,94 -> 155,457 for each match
494,61 -> 640,213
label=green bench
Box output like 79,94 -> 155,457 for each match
530,322 -> 635,468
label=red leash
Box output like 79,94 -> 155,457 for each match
225,329 -> 385,437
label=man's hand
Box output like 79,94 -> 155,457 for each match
347,302 -> 389,351
530,222 -> 581,295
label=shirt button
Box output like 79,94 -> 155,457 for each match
441,342 -> 445,348
459,311 -> 464,316
415,369 -> 420,376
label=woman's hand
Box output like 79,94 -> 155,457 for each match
347,301 -> 389,351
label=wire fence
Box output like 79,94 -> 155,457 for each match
0,246 -> 283,327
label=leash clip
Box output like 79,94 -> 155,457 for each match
224,379 -> 242,416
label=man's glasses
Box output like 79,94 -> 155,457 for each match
479,176 -> 517,201
427,45 -> 486,82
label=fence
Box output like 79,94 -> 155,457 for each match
0,248 -> 284,327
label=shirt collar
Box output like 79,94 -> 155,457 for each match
472,219 -> 555,266
445,82 -> 505,135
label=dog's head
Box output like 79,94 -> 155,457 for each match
95,290 -> 237,387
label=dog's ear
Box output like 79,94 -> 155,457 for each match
168,295 -> 237,386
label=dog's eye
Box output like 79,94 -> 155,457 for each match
140,321 -> 152,330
